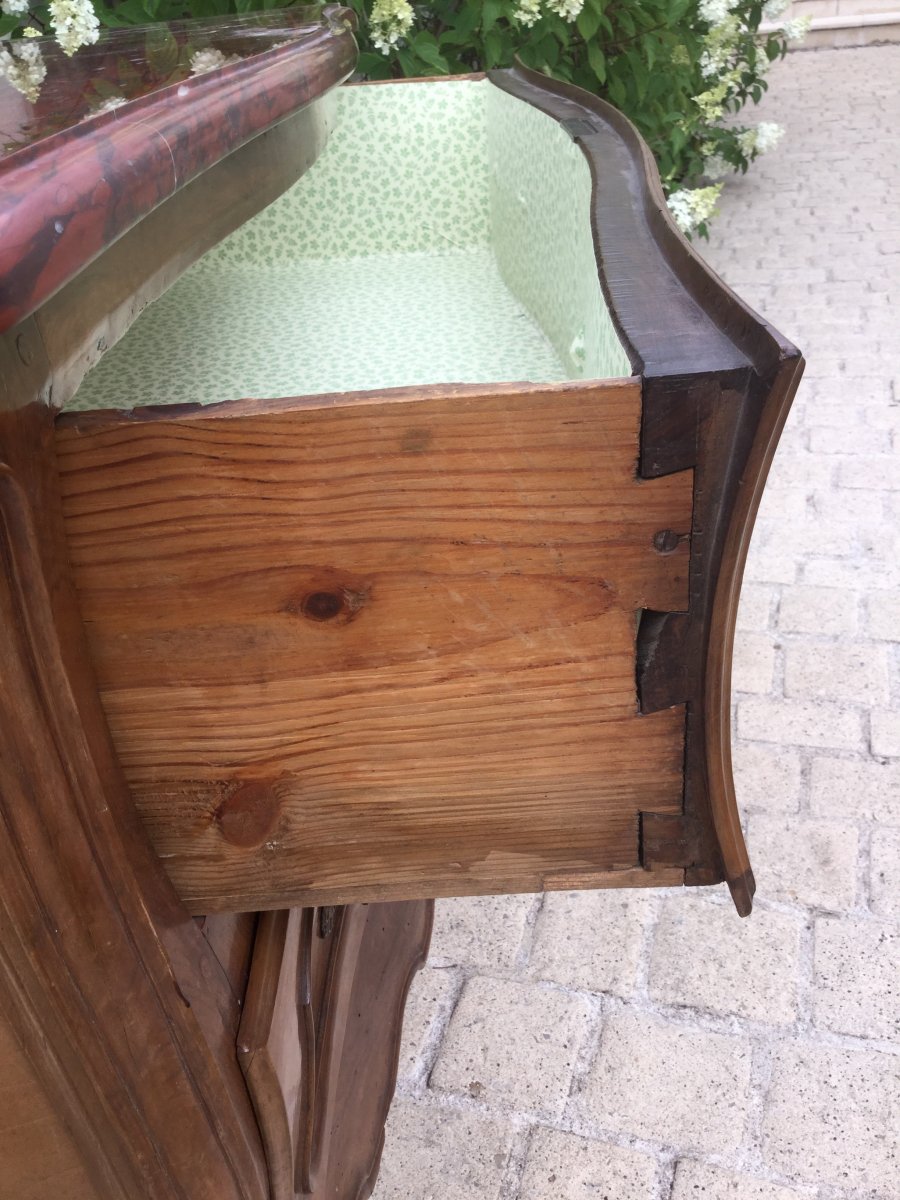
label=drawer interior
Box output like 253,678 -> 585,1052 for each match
66,78 -> 631,412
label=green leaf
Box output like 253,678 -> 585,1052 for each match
535,34 -> 559,68
576,5 -> 602,42
90,77 -> 126,100
185,0 -> 227,17
413,31 -> 450,73
357,50 -> 392,79
482,0 -> 503,34
440,27 -> 479,45
545,13 -> 570,41
144,25 -> 179,76
518,41 -> 539,69
99,0 -> 151,26
483,27 -> 505,68
607,71 -> 626,108
449,4 -> 480,36
587,40 -> 606,84
396,47 -> 418,75
626,47 -> 648,101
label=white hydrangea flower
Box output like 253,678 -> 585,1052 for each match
666,190 -> 694,232
699,9 -> 741,81
1,0 -> 32,16
699,47 -> 724,79
755,49 -> 772,75
22,25 -> 42,36
189,47 -> 229,75
49,0 -> 100,57
514,0 -> 542,24
546,0 -> 584,20
698,0 -> 738,27
370,0 -> 414,54
0,40 -> 46,103
762,0 -> 790,18
703,153 -> 731,180
754,120 -> 784,152
738,121 -> 783,156
695,80 -> 728,121
737,127 -> 755,155
93,94 -> 126,114
666,184 -> 723,234
782,15 -> 811,40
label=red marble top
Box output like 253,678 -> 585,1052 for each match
0,6 -> 357,334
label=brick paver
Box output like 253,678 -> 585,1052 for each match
374,45 -> 900,1200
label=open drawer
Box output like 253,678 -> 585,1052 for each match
53,70 -> 803,917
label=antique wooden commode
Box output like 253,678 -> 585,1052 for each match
0,8 -> 803,1198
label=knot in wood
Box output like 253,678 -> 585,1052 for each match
301,591 -> 344,621
215,781 -> 281,848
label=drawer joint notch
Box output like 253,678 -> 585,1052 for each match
639,811 -> 705,870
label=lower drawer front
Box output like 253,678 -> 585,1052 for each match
237,902 -> 432,1200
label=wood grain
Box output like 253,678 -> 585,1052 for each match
0,1019 -> 98,1200
0,453 -> 266,1200
57,381 -> 692,911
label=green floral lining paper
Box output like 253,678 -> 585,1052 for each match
68,79 -> 631,411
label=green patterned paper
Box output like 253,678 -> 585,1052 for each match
69,79 -> 630,411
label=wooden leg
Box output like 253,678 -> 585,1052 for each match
238,900 -> 433,1200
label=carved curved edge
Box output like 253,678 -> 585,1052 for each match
490,66 -> 805,912
330,900 -> 433,1200
0,7 -> 357,335
704,354 -> 805,913
0,461 -> 268,1199
237,901 -> 433,1200
0,323 -> 273,1198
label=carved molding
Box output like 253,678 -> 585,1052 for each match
0,463 -> 265,1200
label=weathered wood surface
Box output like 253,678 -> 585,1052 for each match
197,912 -> 260,1023
237,901 -> 431,1200
57,380 -> 692,911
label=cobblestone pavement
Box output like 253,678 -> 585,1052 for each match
372,45 -> 900,1200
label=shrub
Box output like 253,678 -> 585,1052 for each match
351,0 -> 809,235
1,0 -> 808,233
